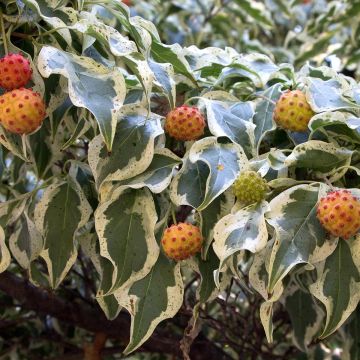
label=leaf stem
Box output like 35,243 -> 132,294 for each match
171,207 -> 177,225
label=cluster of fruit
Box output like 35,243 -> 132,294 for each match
0,53 -> 46,135
162,89 -> 359,261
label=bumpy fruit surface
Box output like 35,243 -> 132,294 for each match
165,105 -> 206,141
161,223 -> 203,261
0,88 -> 46,134
233,171 -> 269,205
317,189 -> 360,239
273,90 -> 314,132
0,53 -> 32,90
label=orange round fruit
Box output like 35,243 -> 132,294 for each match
0,53 -> 32,90
0,88 -> 46,134
273,90 -> 314,132
161,223 -> 203,261
317,189 -> 360,239
165,105 -> 206,141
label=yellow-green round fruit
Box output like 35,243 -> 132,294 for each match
273,90 -> 314,132
233,171 -> 269,205
161,223 -> 203,261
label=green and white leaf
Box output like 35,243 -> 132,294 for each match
213,201 -> 269,275
88,107 -> 163,193
285,287 -> 323,351
284,141 -> 353,178
170,137 -> 248,211
95,187 -> 159,294
266,183 -> 338,293
202,98 -> 255,158
309,239 -> 360,339
38,46 -> 126,151
34,179 -> 92,288
0,226 -> 10,273
9,212 -> 43,269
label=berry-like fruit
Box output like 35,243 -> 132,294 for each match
317,189 -> 360,239
0,53 -> 32,90
233,171 -> 269,205
0,88 -> 46,134
161,223 -> 203,261
165,105 -> 206,141
273,90 -> 314,132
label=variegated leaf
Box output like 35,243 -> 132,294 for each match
266,183 -> 338,293
111,148 -> 181,196
88,108 -> 163,192
202,98 -> 255,158
306,78 -> 360,113
253,83 -> 282,147
284,140 -> 353,176
213,201 -> 269,273
79,232 -> 122,320
95,187 -> 159,294
199,192 -> 234,256
38,46 -> 126,151
170,137 -> 248,211
34,179 -> 92,288
0,226 -> 10,273
119,254 -> 183,354
285,287 -> 323,351
260,302 -> 274,343
9,212 -> 43,269
309,239 -> 360,339
71,14 -> 137,56
22,0 -> 76,45
309,112 -> 360,145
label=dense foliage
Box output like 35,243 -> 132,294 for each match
0,0 -> 360,359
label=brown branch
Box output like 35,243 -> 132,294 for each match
0,270 -> 230,360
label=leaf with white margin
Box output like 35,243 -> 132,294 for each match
0,125 -> 28,161
95,187 -> 159,294
249,239 -> 274,300
9,212 -> 43,269
202,98 -> 255,158
38,46 -> 126,151
120,253 -> 183,354
218,53 -> 279,88
309,239 -> 360,339
170,137 -> 248,211
213,201 -> 269,274
88,107 -> 163,192
309,112 -> 360,144
0,226 -> 10,273
79,232 -> 122,320
285,286 -> 323,351
284,141 -> 353,175
148,60 -> 176,109
305,78 -> 360,113
114,221 -> 183,354
151,41 -> 197,85
34,178 -> 92,288
198,192 -> 234,257
22,0 -> 76,45
123,53 -> 155,105
266,183 -> 338,293
253,83 -> 282,148
70,14 -> 137,56
101,148 -> 181,201
260,302 -> 274,343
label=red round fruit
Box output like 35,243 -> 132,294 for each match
0,88 -> 46,135
165,105 -> 206,141
161,223 -> 203,261
317,189 -> 360,239
0,53 -> 33,90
